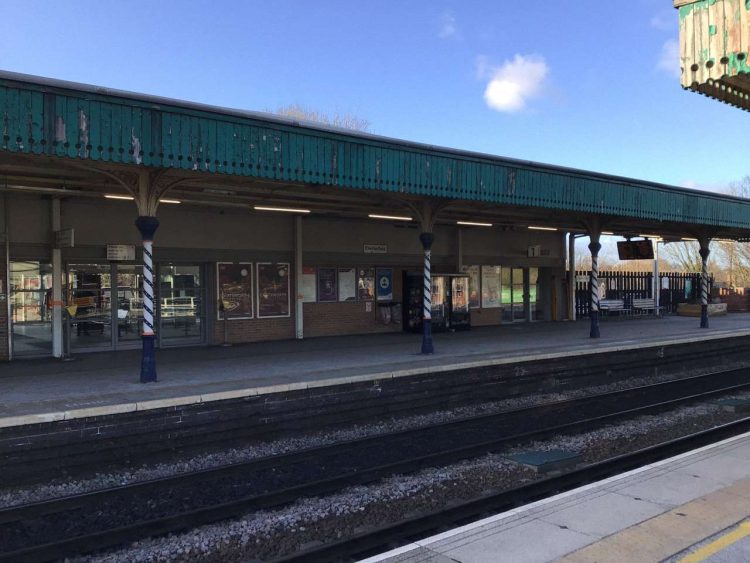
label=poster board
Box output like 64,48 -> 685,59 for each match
217,262 -> 253,320
357,268 -> 375,301
318,267 -> 338,302
338,268 -> 356,301
301,266 -> 317,303
376,268 -> 393,301
256,262 -> 290,318
466,265 -> 480,309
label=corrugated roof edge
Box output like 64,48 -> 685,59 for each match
0,68 -> 745,205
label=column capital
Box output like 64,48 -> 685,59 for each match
135,216 -> 160,240
419,232 -> 434,250
699,246 -> 710,261
588,240 -> 602,256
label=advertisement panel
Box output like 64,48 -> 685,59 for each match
256,263 -> 290,318
217,262 -> 253,320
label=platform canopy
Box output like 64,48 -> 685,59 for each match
2,70 -> 750,239
674,0 -> 750,112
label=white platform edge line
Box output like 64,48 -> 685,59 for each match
360,429 -> 750,562
2,329 -> 749,429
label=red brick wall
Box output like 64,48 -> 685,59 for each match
211,315 -> 295,345
470,307 -> 503,326
303,301 -> 401,337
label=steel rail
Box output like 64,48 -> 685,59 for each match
276,417 -> 750,562
0,368 -> 749,561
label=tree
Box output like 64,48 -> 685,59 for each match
273,104 -> 371,132
660,240 -> 706,273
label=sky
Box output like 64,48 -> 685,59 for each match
0,0 -> 746,193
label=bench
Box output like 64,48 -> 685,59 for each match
631,298 -> 664,317
599,299 -> 628,316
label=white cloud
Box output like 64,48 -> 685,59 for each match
480,54 -> 549,113
438,11 -> 458,39
649,11 -> 675,31
657,39 -> 681,78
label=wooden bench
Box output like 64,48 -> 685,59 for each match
599,299 -> 628,316
631,298 -> 664,317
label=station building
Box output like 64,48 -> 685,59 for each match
2,70 -> 750,363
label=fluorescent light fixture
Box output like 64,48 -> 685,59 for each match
159,199 -> 181,204
457,221 -> 493,227
602,231 -> 614,235
639,234 -> 662,239
681,237 -> 698,241
528,226 -> 558,231
254,206 -> 310,214
104,194 -> 134,201
368,214 -> 412,221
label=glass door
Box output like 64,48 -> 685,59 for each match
512,267 -> 525,321
158,264 -> 205,346
10,261 -> 53,357
501,267 -> 527,323
115,265 -> 144,347
68,264 -> 113,351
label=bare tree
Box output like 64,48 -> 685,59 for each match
661,241 -> 706,272
273,104 -> 371,132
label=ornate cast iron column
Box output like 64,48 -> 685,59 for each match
420,232 -> 434,354
699,238 -> 711,329
588,232 -> 602,338
135,216 -> 159,382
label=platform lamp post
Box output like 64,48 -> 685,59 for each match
588,231 -> 602,338
135,215 -> 159,383
698,237 -> 711,329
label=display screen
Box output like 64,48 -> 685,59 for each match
617,240 -> 654,260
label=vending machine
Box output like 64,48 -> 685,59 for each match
403,272 -> 471,332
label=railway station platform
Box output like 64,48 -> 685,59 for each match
365,430 -> 750,563
1,313 -> 750,428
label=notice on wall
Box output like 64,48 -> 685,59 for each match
107,244 -> 135,261
358,268 -> 375,301
318,268 -> 338,302
217,262 -> 253,320
338,268 -> 356,301
257,263 -> 290,318
301,266 -> 317,303
481,265 -> 501,308
376,268 -> 393,301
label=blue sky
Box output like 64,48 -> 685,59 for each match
1,0 -> 746,192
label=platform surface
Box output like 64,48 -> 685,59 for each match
1,314 -> 750,427
363,431 -> 750,563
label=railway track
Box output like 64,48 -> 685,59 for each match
278,417 -> 750,563
3,338 -> 747,487
1,367 -> 749,562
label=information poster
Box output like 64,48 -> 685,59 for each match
357,268 -> 375,301
301,266 -> 317,303
376,268 -> 393,301
217,262 -> 253,320
256,263 -> 290,318
452,277 -> 469,313
481,265 -> 501,308
466,265 -> 480,308
338,268 -> 356,301
318,268 -> 338,302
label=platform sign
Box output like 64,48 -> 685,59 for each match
364,244 -> 387,254
54,228 -> 74,248
107,244 -> 135,261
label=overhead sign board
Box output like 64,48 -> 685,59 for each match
617,240 -> 654,260
54,228 -> 75,248
107,244 -> 135,261
364,243 -> 387,254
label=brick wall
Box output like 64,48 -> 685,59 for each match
211,315 -> 295,345
470,307 -> 503,326
303,301 -> 401,337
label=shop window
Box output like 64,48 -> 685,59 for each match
481,265 -> 501,308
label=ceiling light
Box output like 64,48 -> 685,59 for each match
457,221 -> 493,227
104,194 -> 134,201
368,214 -> 412,221
528,226 -> 558,231
681,237 -> 698,241
602,231 -> 614,235
203,188 -> 236,196
160,199 -> 181,204
638,234 -> 661,239
254,206 -> 310,214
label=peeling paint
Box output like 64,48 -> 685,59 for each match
78,110 -> 89,158
131,129 -> 142,164
55,116 -> 65,143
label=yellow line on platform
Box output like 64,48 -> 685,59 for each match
679,521 -> 750,563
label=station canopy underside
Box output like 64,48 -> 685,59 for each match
3,70 -> 750,240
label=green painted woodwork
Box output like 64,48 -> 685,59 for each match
2,74 -> 750,230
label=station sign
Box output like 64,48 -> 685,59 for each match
107,244 -> 136,261
364,243 -> 387,254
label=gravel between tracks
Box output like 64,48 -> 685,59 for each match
73,393 -> 750,563
1,366 -> 742,509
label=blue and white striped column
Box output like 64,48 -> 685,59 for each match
699,240 -> 710,329
420,232 -> 435,354
135,216 -> 160,383
589,236 -> 602,339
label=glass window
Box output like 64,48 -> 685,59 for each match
466,265 -> 480,309
481,266 -> 501,308
10,261 -> 53,357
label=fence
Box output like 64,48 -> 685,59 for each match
574,271 -> 712,317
